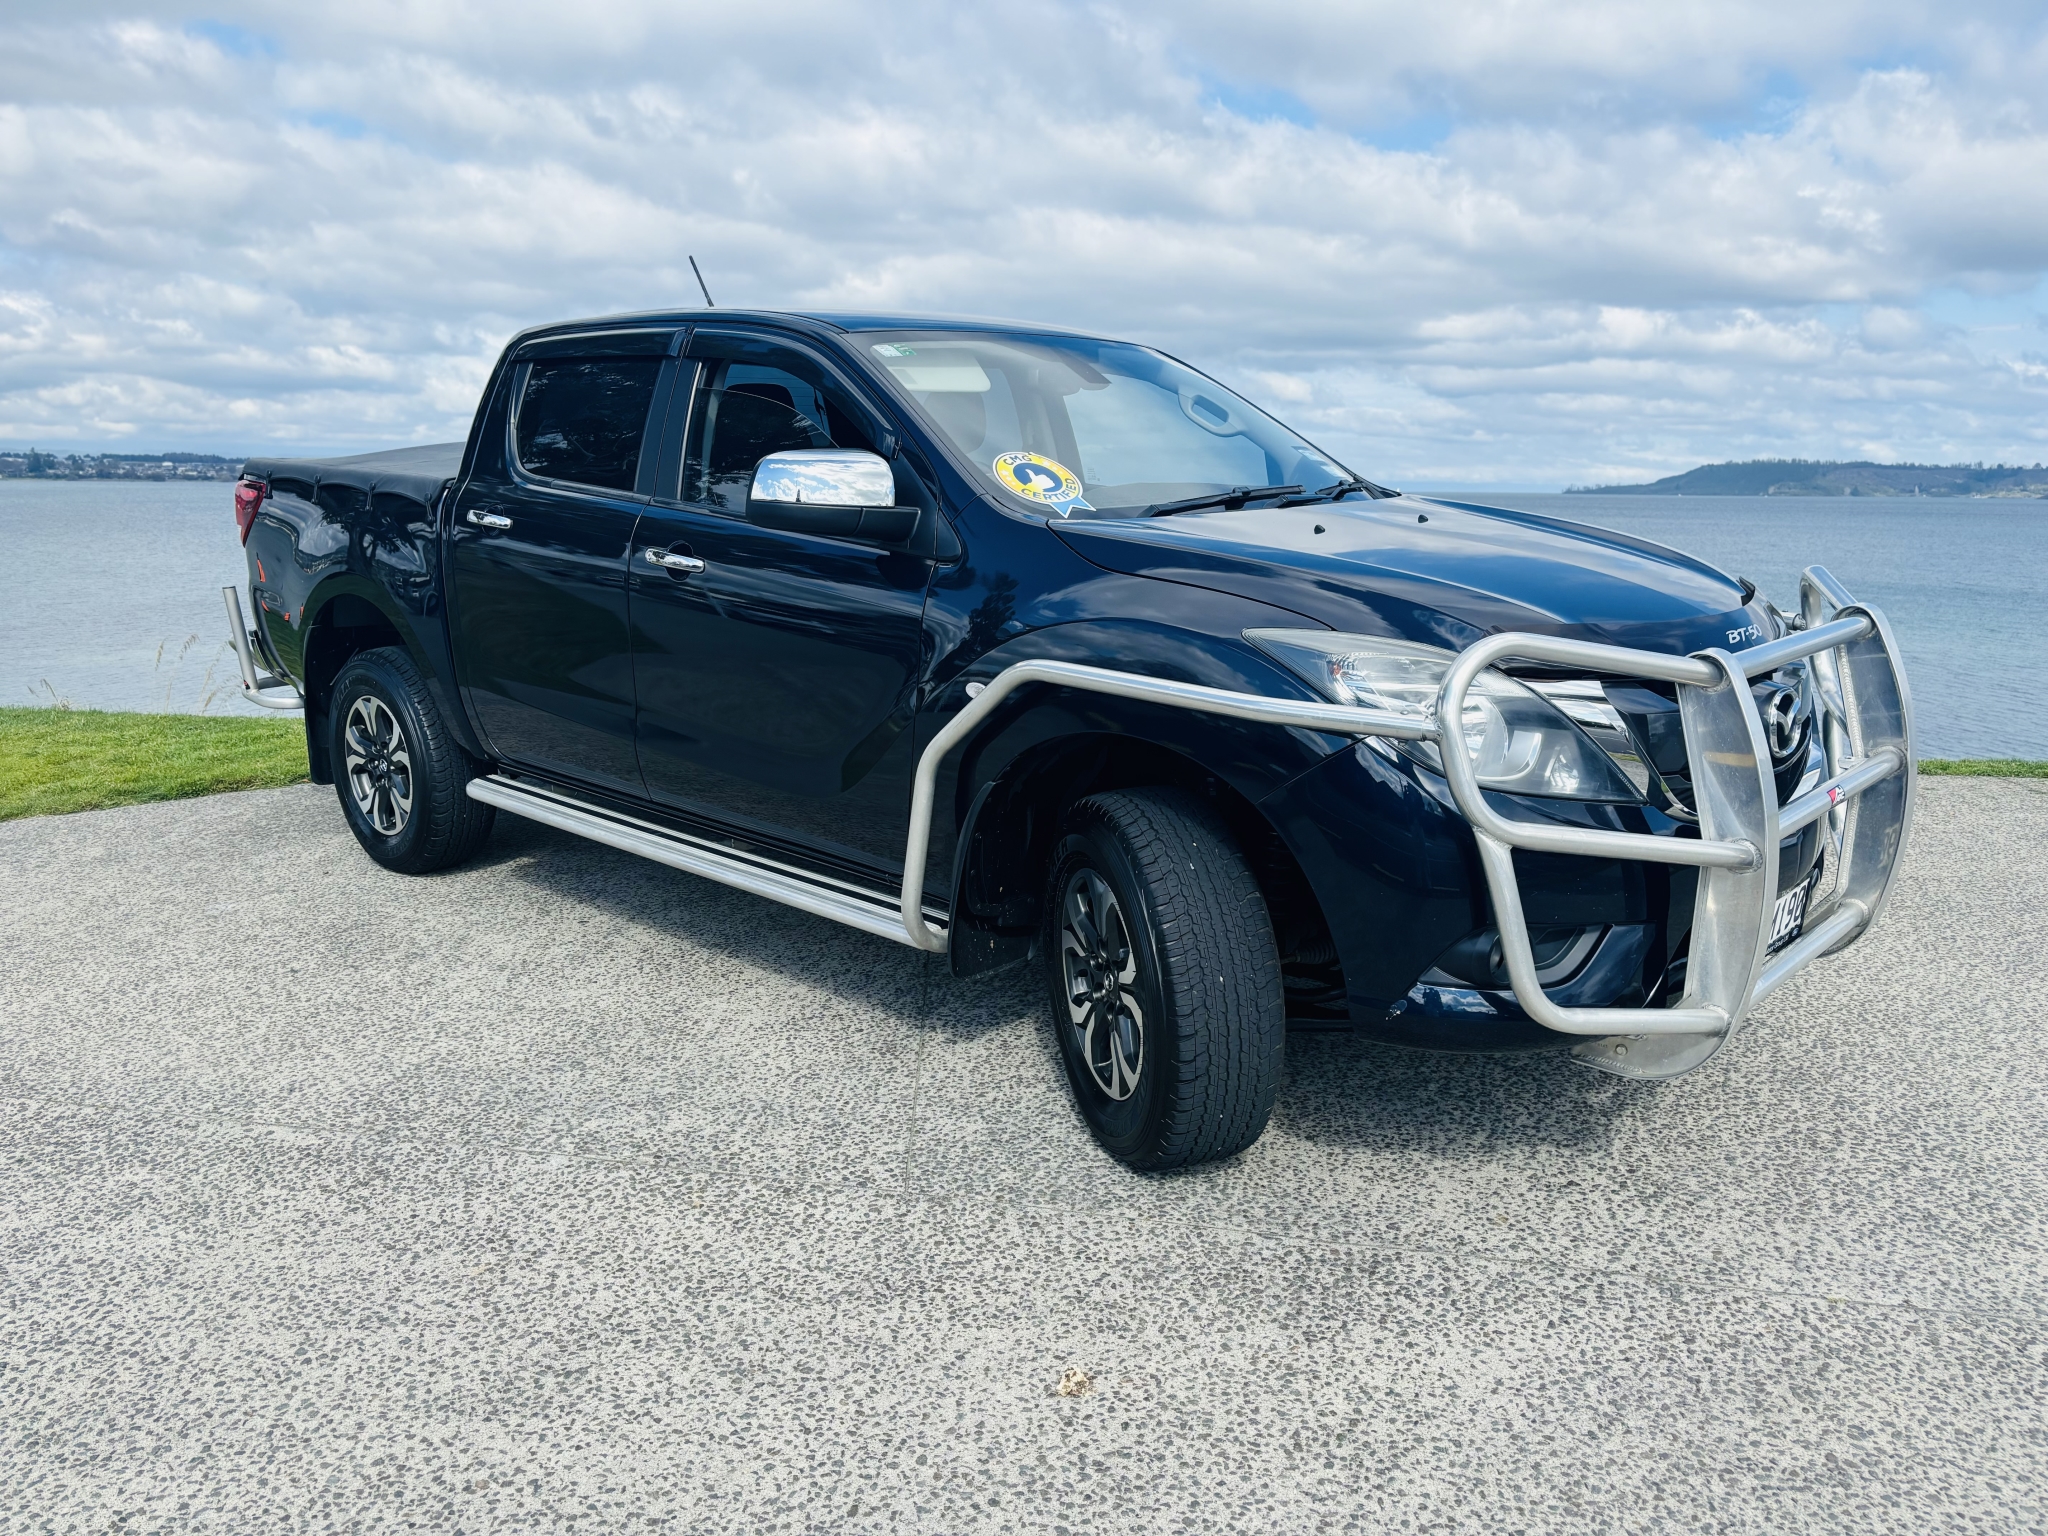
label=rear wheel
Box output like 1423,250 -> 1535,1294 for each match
330,647 -> 495,874
1042,788 -> 1285,1170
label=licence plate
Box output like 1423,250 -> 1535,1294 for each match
1768,868 -> 1819,953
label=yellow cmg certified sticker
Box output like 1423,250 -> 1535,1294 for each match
992,451 -> 1091,516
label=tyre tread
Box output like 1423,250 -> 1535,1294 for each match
332,646 -> 494,874
1067,787 -> 1284,1169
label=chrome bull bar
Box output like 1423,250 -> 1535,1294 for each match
899,565 -> 1911,1082
1439,566 -> 1912,1078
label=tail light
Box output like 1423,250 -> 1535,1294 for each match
234,478 -> 265,544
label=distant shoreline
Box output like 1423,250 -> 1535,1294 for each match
1415,487 -> 2048,501
2,451 -> 241,483
1567,458 -> 2048,498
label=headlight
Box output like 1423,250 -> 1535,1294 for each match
1522,679 -> 1654,799
1244,629 -> 1645,803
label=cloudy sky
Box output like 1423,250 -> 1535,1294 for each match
2,1 -> 2046,488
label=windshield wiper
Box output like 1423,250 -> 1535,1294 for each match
1286,479 -> 1400,507
1146,483 -> 1303,518
1307,477 -> 1399,502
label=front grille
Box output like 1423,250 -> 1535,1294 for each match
1533,670 -> 1816,817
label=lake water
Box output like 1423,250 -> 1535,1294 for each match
2,480 -> 270,718
2,480 -> 2043,756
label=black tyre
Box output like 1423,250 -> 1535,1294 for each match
1042,788 -> 1285,1170
329,647 -> 495,874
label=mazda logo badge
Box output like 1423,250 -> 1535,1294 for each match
1764,688 -> 1805,759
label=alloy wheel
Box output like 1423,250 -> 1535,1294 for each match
1059,868 -> 1146,1101
344,694 -> 414,837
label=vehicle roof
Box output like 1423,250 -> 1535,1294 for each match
514,307 -> 1110,343
245,312 -> 1121,497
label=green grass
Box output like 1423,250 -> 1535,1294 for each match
0,706 -> 309,821
0,704 -> 2040,824
1918,758 -> 2048,778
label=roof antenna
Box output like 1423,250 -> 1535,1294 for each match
689,255 -> 715,307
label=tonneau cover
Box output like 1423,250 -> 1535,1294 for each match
241,442 -> 465,507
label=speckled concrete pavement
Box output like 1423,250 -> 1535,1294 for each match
2,777 -> 2043,1533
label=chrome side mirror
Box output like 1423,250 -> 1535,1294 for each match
750,448 -> 893,507
747,448 -> 915,543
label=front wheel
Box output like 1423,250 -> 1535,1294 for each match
1043,788 -> 1285,1170
329,647 -> 495,874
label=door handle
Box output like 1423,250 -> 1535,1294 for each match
466,509 -> 513,530
643,547 -> 705,573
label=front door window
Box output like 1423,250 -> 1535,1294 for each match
682,360 -> 877,515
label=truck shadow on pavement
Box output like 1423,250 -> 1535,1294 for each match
472,814 -> 943,1022
1272,1030 -> 1655,1158
480,816 -> 1649,1160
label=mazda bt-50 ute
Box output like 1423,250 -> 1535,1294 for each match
222,310 -> 1914,1169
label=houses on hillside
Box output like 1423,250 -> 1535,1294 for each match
0,450 -> 242,481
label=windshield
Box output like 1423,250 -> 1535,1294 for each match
861,331 -> 1356,520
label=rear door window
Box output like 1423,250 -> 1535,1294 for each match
515,358 -> 664,492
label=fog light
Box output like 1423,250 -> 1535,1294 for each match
1421,924 -> 1605,991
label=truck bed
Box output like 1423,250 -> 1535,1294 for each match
240,442 -> 465,509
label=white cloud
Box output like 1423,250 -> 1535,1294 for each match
0,1 -> 2044,483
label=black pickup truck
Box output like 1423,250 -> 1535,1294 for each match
225,308 -> 1915,1169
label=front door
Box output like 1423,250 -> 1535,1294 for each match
448,341 -> 675,793
628,331 -> 934,875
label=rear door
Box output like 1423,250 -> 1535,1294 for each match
627,328 -> 937,873
448,330 -> 679,793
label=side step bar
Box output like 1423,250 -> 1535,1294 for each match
466,774 -> 944,949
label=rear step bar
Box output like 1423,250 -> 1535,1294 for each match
466,774 -> 945,948
221,587 -> 306,710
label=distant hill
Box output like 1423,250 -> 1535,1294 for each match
1569,459 -> 2048,497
